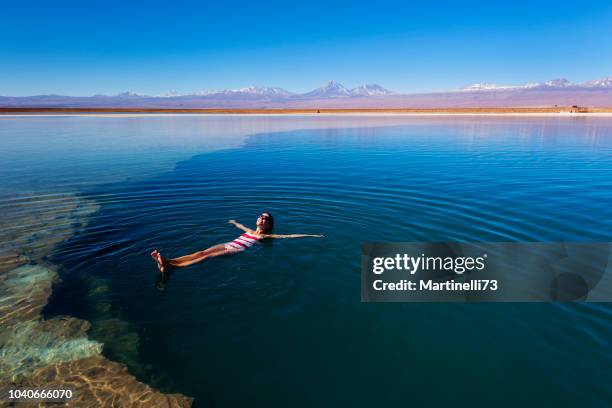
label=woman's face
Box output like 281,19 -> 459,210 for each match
256,213 -> 271,229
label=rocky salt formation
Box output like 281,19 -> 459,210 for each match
0,194 -> 100,267
18,356 -> 193,408
0,251 -> 29,275
0,265 -> 102,380
0,264 -> 57,327
0,195 -> 193,407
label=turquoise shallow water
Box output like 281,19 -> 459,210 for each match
2,115 -> 612,406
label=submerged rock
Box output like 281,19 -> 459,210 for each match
0,194 -> 99,266
19,356 -> 193,407
0,263 -> 194,406
0,265 -> 101,381
0,194 -> 194,406
0,264 -> 56,328
0,250 -> 29,274
0,318 -> 102,381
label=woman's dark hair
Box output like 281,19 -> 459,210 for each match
261,212 -> 274,233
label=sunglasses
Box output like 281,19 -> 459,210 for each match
260,214 -> 271,219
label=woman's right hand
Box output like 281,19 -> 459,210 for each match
228,219 -> 237,224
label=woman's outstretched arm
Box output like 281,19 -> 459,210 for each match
228,219 -> 254,233
263,233 -> 324,239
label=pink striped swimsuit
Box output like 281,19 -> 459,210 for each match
224,232 -> 262,252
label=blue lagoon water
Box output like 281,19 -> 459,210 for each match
2,115 -> 612,406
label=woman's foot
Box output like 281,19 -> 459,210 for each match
150,250 -> 168,273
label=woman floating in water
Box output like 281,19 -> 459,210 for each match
151,212 -> 323,272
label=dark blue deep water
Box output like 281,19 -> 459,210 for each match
2,115 -> 612,407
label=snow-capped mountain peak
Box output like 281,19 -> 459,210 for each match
544,78 -> 571,88
159,86 -> 293,98
232,86 -> 293,96
583,76 -> 612,88
350,84 -> 393,96
462,78 -> 580,91
461,83 -> 518,91
194,86 -> 292,97
302,81 -> 352,98
324,80 -> 348,90
115,91 -> 148,97
161,90 -> 183,97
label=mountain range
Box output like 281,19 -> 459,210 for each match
460,77 -> 612,91
2,77 -> 612,109
158,81 -> 393,98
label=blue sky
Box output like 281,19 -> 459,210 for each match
2,0 -> 612,96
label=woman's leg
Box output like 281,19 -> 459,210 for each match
151,244 -> 234,271
168,244 -> 226,264
168,246 -> 231,267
